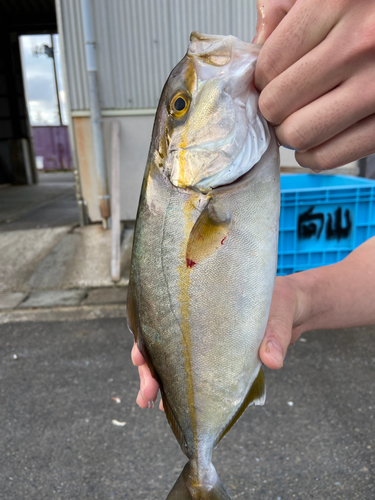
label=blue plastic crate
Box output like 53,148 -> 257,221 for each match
277,174 -> 375,275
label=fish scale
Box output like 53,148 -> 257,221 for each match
128,32 -> 280,499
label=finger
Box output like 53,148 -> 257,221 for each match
259,277 -> 297,369
255,0 -> 338,90
136,390 -> 150,409
138,363 -> 160,403
258,33 -> 355,125
295,113 -> 375,171
275,69 -> 375,151
254,0 -> 296,44
131,343 -> 146,366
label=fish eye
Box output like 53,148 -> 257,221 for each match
174,97 -> 186,111
170,93 -> 190,118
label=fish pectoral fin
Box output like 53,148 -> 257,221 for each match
186,201 -> 230,268
161,387 -> 192,459
214,366 -> 266,447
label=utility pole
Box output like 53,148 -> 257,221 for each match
44,35 -> 62,126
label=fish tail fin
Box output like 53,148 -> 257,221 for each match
166,461 -> 231,499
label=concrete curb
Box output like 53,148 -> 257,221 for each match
0,304 -> 127,324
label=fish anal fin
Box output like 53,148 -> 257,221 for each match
214,366 -> 266,447
186,202 -> 230,268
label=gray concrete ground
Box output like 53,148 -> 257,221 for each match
0,287 -> 127,324
1,318 -> 374,499
0,172 -> 131,305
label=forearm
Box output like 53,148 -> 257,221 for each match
295,236 -> 375,332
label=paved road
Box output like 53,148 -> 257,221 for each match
1,318 -> 374,499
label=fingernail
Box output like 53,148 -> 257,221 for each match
148,400 -> 155,409
266,340 -> 284,368
252,34 -> 258,43
282,145 -> 298,151
255,30 -> 266,45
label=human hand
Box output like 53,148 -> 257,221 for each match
131,342 -> 164,410
131,274 -> 310,409
258,274 -> 311,368
254,0 -> 375,171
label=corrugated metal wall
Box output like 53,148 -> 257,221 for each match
62,0 -> 90,110
61,0 -> 257,111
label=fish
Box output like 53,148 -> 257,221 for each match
127,32 -> 280,499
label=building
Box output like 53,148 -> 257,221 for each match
1,0 -> 363,229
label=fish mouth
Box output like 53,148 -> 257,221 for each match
207,163 -> 260,194
166,141 -> 263,194
164,157 -> 260,196
212,168 -> 252,190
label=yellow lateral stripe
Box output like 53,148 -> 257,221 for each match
178,196 -> 198,458
177,55 -> 199,460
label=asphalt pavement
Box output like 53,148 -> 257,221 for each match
1,317 -> 374,499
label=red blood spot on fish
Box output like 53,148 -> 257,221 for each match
186,258 -> 196,268
221,237 -> 227,245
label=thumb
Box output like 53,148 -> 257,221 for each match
254,0 -> 296,44
259,277 -> 298,369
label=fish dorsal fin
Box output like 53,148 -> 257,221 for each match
214,366 -> 266,447
127,282 -> 159,383
127,281 -> 140,341
161,387 -> 192,459
128,283 -> 190,457
129,285 -> 191,457
131,280 -> 191,458
186,201 -> 230,268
